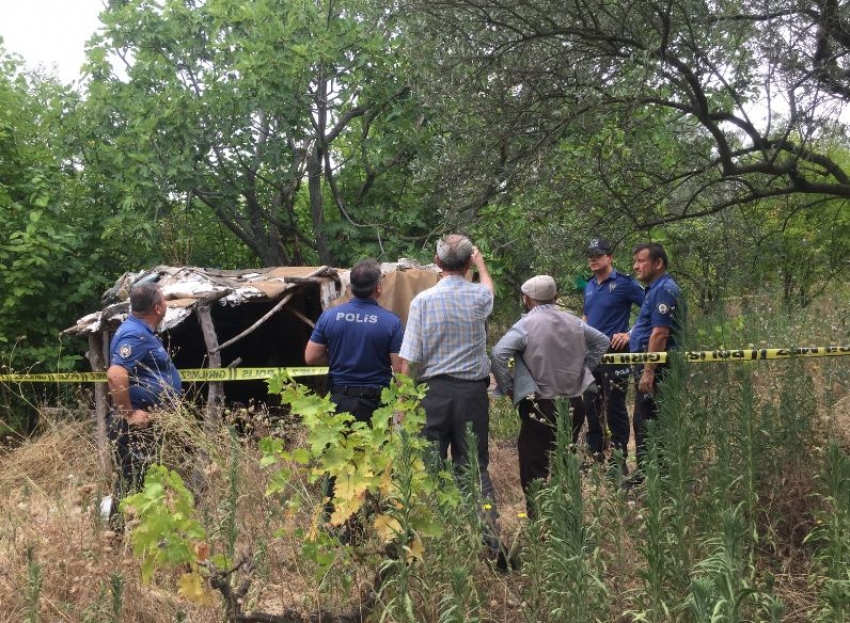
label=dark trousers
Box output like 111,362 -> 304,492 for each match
324,391 -> 382,518
421,376 -> 496,501
329,392 -> 382,425
107,410 -> 162,501
633,365 -> 668,473
517,396 -> 585,515
583,364 -> 632,456
421,375 -> 499,549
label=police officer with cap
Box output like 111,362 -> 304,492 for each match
582,238 -> 645,474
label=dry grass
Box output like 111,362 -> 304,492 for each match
0,406 -> 570,622
0,418 -> 176,622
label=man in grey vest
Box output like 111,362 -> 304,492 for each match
491,275 -> 609,514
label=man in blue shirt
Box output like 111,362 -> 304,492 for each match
581,238 -> 645,472
305,258 -> 404,423
305,259 -> 404,530
612,242 -> 682,479
107,282 -> 182,501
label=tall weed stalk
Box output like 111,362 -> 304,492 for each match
634,442 -> 671,623
686,506 -> 783,623
428,426 -> 486,622
655,355 -> 697,590
379,427 -> 422,623
109,573 -> 125,623
533,399 -> 608,622
25,544 -> 42,623
809,442 -> 850,622
224,427 -> 241,563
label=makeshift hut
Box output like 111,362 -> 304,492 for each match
65,260 -> 441,471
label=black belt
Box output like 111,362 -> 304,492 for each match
330,384 -> 383,398
426,374 -> 489,384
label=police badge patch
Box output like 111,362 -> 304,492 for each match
657,303 -> 669,314
119,343 -> 132,358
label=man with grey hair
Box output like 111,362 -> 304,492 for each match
107,282 -> 182,504
400,234 -> 504,562
491,275 -> 609,515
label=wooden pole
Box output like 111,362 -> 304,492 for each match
211,292 -> 296,354
195,304 -> 223,426
192,303 -> 224,497
87,332 -> 111,480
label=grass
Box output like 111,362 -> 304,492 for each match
0,295 -> 848,622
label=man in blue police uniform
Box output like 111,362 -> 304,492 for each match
305,258 -> 404,423
581,238 -> 644,472
305,259 -> 404,527
107,282 -> 182,501
612,242 -> 682,480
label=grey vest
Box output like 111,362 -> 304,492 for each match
523,308 -> 594,399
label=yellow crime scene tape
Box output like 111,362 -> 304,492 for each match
0,346 -> 847,383
600,345 -> 850,365
0,367 -> 329,384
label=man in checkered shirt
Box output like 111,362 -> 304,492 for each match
400,234 -> 503,559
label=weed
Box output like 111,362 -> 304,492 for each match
531,399 -> 608,622
808,443 -> 850,622
24,544 -> 42,623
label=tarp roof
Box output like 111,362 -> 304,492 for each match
65,260 -> 440,335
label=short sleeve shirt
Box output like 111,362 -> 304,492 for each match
629,273 -> 681,353
583,269 -> 645,338
399,276 -> 493,380
309,297 -> 404,387
110,315 -> 182,409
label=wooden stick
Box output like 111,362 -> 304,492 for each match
284,305 -> 316,329
211,266 -> 331,353
211,291 -> 295,354
195,304 -> 223,425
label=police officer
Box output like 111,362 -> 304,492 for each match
107,282 -> 182,501
581,238 -> 645,473
305,259 -> 404,527
612,242 -> 682,481
305,258 -> 404,422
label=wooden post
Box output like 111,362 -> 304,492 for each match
195,304 -> 223,426
87,332 -> 111,480
192,303 -> 224,497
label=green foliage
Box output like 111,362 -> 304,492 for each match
808,443 -> 850,622
81,0 -> 431,267
120,465 -> 208,594
0,49 -> 114,371
264,371 -> 457,539
109,573 -> 125,623
685,508 -> 767,623
25,544 -> 42,623
531,400 -> 609,622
